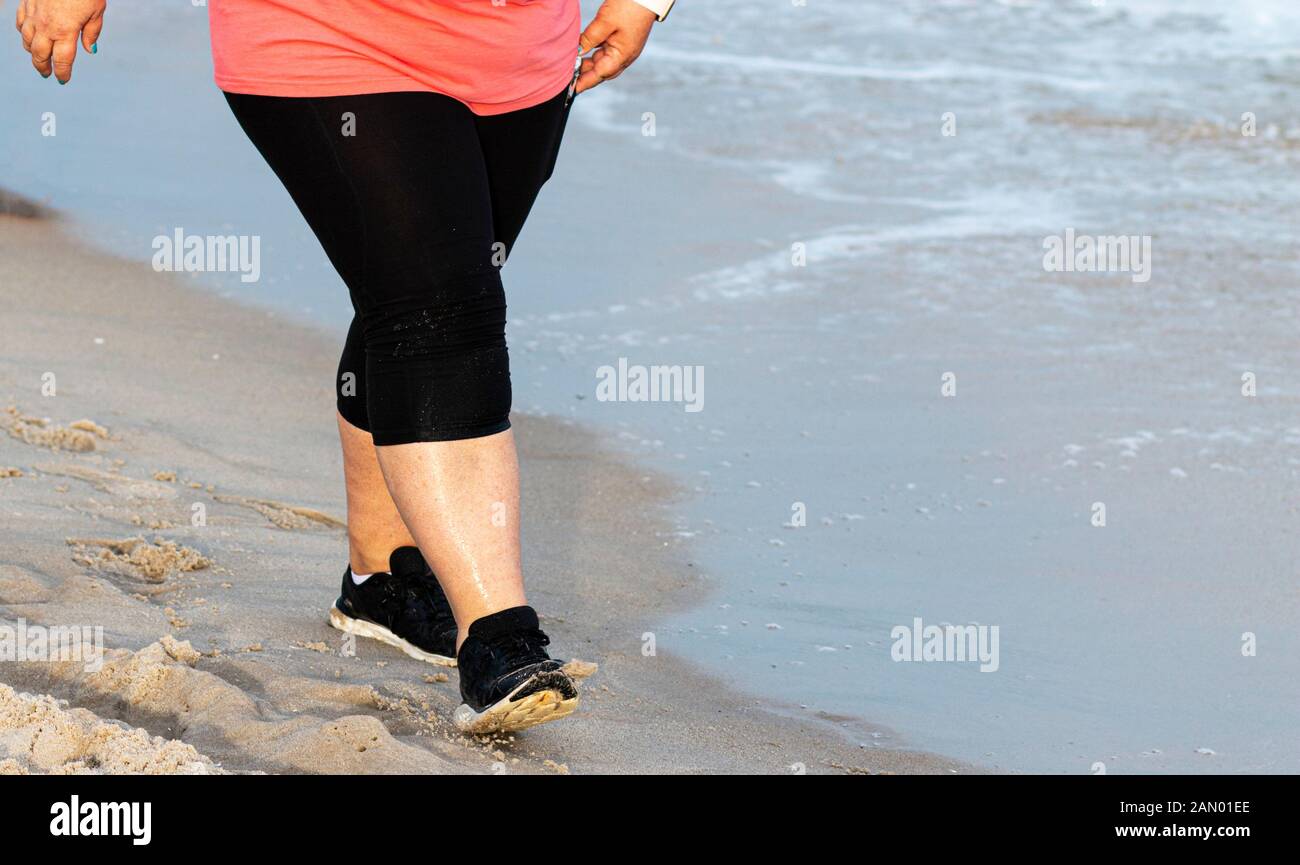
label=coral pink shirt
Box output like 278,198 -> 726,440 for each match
209,0 -> 581,115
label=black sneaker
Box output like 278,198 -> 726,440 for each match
328,546 -> 458,666
452,605 -> 579,734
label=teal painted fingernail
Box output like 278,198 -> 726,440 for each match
91,43 -> 97,54
40,72 -> 50,79
58,79 -> 66,86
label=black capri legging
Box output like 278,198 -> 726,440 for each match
224,85 -> 573,445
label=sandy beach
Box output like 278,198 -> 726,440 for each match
4,0 -> 1297,779
0,206 -> 964,774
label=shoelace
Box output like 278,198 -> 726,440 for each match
396,573 -> 456,644
485,628 -> 551,671
368,575 -> 408,621
404,572 -> 452,617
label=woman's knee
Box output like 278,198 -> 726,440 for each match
361,268 -> 512,445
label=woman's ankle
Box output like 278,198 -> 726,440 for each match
348,545 -> 399,576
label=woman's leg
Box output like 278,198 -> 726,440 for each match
335,314 -> 421,576
325,92 -> 522,642
337,410 -> 417,575
373,88 -> 575,644
376,430 -> 525,648
338,302 -> 518,648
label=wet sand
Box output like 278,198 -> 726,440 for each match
0,209 -> 966,774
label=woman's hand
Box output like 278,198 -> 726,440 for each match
15,0 -> 105,83
575,0 -> 657,95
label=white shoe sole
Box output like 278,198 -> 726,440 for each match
328,605 -> 457,667
453,673 -> 579,735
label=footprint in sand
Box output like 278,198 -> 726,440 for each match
212,494 -> 344,530
0,564 -> 52,604
35,464 -> 177,500
46,638 -> 465,773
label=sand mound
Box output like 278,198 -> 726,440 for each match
0,684 -> 222,775
67,537 -> 211,583
3,408 -> 108,452
562,659 -> 599,680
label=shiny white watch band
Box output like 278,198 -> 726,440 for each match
630,0 -> 675,23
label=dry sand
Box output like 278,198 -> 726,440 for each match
0,207 -> 968,774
